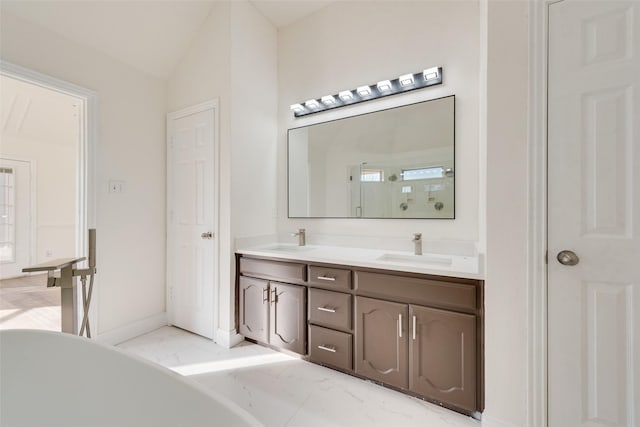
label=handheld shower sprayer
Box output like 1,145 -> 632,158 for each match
77,229 -> 97,338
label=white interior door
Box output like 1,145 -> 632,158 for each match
548,1 -> 640,426
0,158 -> 32,279
167,102 -> 217,340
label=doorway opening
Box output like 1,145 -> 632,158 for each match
0,62 -> 96,333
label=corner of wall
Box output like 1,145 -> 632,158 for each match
96,312 -> 168,346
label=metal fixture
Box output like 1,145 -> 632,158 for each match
413,233 -> 422,256
201,231 -> 213,239
290,66 -> 443,117
412,315 -> 417,340
557,250 -> 579,266
292,228 -> 306,246
22,229 -> 97,337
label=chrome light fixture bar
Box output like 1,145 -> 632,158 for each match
290,66 -> 442,117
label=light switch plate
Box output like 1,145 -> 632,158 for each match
108,180 -> 125,194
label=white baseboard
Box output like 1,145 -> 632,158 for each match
215,328 -> 245,348
480,413 -> 520,427
96,312 -> 168,346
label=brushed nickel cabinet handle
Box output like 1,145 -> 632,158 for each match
412,315 -> 417,340
398,314 -> 403,338
318,345 -> 337,353
317,276 -> 336,282
271,288 -> 277,304
317,306 -> 336,313
263,288 -> 268,304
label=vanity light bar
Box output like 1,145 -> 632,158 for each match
290,66 -> 443,117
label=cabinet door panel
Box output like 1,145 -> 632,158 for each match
270,282 -> 306,355
355,296 -> 408,389
409,305 -> 476,412
239,277 -> 269,342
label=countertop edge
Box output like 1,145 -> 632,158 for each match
236,248 -> 485,281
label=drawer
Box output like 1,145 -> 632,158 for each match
239,257 -> 306,283
308,325 -> 352,371
354,271 -> 477,312
308,265 -> 351,290
308,288 -> 352,330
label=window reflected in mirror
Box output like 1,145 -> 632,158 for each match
288,95 -> 455,219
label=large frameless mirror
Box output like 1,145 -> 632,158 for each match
288,95 -> 454,219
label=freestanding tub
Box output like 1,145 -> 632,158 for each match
0,329 -> 263,427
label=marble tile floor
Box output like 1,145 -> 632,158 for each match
118,326 -> 480,427
0,274 -> 60,331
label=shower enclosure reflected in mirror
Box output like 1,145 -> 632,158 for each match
288,95 -> 454,219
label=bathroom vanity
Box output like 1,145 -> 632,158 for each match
235,245 -> 484,417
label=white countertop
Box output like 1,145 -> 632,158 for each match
237,243 -> 484,280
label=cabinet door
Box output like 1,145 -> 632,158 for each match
270,282 -> 306,355
409,305 -> 476,412
355,296 -> 409,389
238,277 -> 269,343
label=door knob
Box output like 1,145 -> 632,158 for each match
201,232 -> 213,240
557,250 -> 579,266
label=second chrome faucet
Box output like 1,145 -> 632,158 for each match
413,233 -> 422,255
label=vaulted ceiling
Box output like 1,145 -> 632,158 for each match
1,75 -> 80,147
1,0 -> 336,80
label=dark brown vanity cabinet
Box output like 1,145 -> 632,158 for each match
355,297 -> 477,412
238,258 -> 307,355
409,305 -> 476,412
355,297 -> 408,389
354,270 -> 482,414
236,254 -> 483,416
307,269 -> 354,372
239,276 -> 269,342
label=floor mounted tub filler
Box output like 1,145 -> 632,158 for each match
0,329 -> 263,427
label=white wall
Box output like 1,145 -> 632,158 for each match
484,1 -> 530,426
1,11 -> 167,336
229,0 -> 278,337
278,1 -> 480,245
167,0 -> 277,340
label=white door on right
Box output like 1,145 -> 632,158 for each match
548,1 -> 640,427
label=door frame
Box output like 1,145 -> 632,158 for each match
166,99 -> 220,340
0,60 -> 98,334
528,1 -> 564,426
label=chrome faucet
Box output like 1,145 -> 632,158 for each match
292,228 -> 306,246
413,233 -> 422,255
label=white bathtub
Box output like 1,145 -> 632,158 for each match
0,329 -> 263,427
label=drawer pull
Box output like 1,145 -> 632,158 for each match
317,276 -> 336,282
317,306 -> 337,313
263,288 -> 269,304
398,314 -> 403,338
317,344 -> 337,353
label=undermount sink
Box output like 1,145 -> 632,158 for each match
261,244 -> 316,252
376,253 -> 453,266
